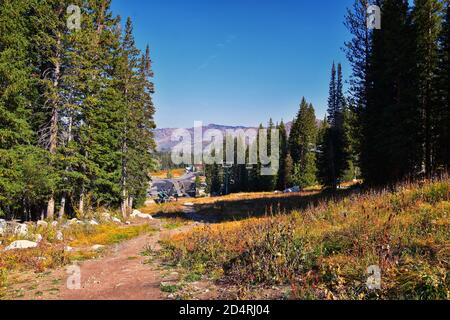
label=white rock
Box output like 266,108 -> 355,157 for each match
140,213 -> 153,220
37,221 -> 48,228
14,224 -> 28,236
131,210 -> 153,220
130,210 -> 141,217
64,246 -> 73,252
89,220 -> 99,226
183,202 -> 194,207
5,240 -> 38,251
125,221 -> 131,225
56,231 -> 64,241
35,234 -> 43,243
91,244 -> 105,251
112,217 -> 122,223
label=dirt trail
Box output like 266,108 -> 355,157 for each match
7,219 -> 205,300
60,221 -> 197,300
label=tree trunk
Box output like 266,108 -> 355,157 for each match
59,113 -> 73,219
79,193 -> 84,216
59,196 -> 66,219
46,33 -> 62,220
47,198 -> 55,220
128,196 -> 134,212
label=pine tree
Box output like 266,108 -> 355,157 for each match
259,119 -> 277,191
344,0 -> 373,119
363,0 -> 421,185
289,98 -> 318,189
116,18 -> 141,217
435,0 -> 450,173
276,121 -> 290,190
75,0 -> 124,212
205,147 -> 222,195
0,0 -> 56,219
344,0 -> 376,186
319,63 -> 348,189
30,0 -> 70,219
413,0 -> 444,177
327,63 -> 338,125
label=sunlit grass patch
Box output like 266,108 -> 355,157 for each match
140,202 -> 185,215
69,223 -> 155,247
0,245 -> 68,273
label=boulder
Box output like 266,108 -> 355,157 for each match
112,217 -> 122,223
89,220 -> 99,226
37,221 -> 48,228
131,209 -> 142,217
131,210 -> 153,220
5,240 -> 38,251
14,224 -> 28,236
64,246 -> 73,252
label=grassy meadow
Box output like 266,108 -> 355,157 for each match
160,179 -> 449,300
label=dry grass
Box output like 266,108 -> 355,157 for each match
140,202 -> 186,216
69,223 -> 155,247
151,168 -> 185,179
161,179 -> 450,300
141,190 -> 323,218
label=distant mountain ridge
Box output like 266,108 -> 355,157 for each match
153,122 -> 294,152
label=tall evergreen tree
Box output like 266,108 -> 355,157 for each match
344,0 -> 374,184
276,121 -> 290,190
413,0 -> 443,177
363,0 -> 421,185
289,98 -> 318,189
259,119 -> 277,191
319,63 -> 348,189
0,0 -> 55,219
435,0 -> 450,172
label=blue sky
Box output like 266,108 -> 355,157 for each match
111,0 -> 355,128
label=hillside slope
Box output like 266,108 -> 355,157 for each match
161,179 -> 450,300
